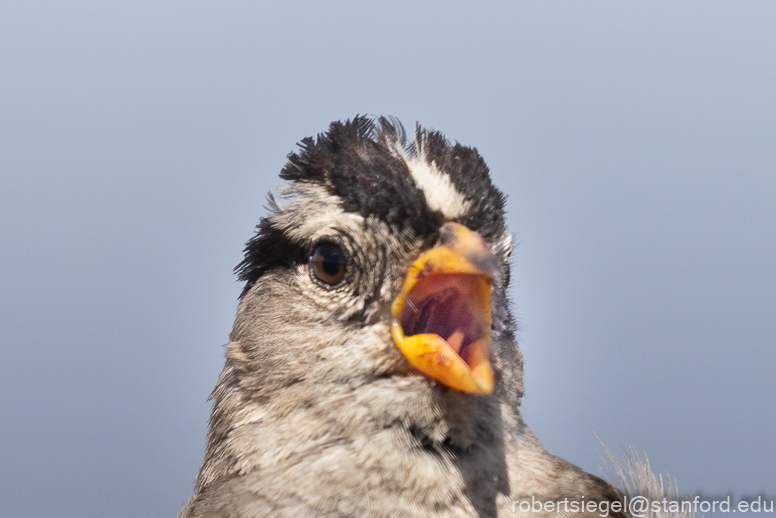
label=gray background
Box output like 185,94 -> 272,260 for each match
1,2 -> 774,517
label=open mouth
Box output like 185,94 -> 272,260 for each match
400,274 -> 487,365
390,223 -> 496,395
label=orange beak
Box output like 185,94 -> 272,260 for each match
391,222 -> 498,395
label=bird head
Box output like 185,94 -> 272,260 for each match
227,117 -> 522,445
185,117 -> 630,517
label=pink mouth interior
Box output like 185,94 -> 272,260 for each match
399,274 -> 484,360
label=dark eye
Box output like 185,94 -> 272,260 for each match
310,242 -> 347,288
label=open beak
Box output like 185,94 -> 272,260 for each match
391,222 -> 498,395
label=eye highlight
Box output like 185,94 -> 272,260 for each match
309,241 -> 347,288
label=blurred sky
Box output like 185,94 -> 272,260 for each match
1,2 -> 774,517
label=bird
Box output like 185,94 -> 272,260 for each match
179,116 -> 665,517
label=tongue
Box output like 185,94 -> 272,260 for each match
446,329 -> 465,354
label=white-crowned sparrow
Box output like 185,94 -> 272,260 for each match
180,117 -> 627,518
